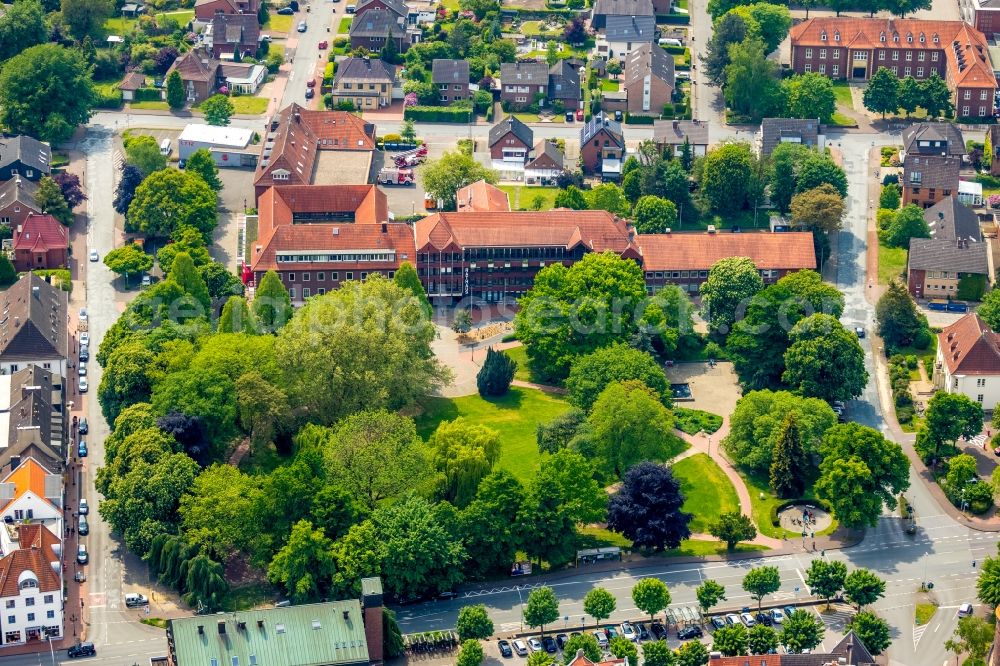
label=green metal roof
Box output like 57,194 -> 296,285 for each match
169,601 -> 370,666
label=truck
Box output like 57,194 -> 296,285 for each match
378,167 -> 415,185
393,145 -> 428,167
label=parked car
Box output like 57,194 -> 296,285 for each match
74,571 -> 86,583
740,612 -> 756,627
79,345 -> 89,362
78,441 -> 88,458
80,332 -> 90,346
542,636 -> 557,654
178,159 -> 186,169
725,614 -> 741,626
556,634 -> 569,650
649,622 -> 666,640
78,515 -> 88,536
125,592 -> 149,608
79,498 -> 89,515
141,275 -> 152,288
79,377 -> 88,393
958,603 -> 974,617
755,611 -> 772,626
620,622 -> 637,641
635,623 -> 650,641
710,616 -> 726,630
78,417 -> 88,434
769,609 -> 785,624
605,626 -> 619,641
77,544 -> 88,565
592,630 -> 609,648
67,642 -> 96,658
318,39 -> 329,48
855,326 -> 865,339
297,20 -> 307,31
305,88 -> 315,99
498,640 -> 513,658
276,5 -> 294,12
527,638 -> 543,652
512,640 -> 528,656
307,78 -> 317,88
783,606 -> 797,618
677,626 -> 703,640
89,250 -> 98,262
79,308 -> 88,323
78,363 -> 87,377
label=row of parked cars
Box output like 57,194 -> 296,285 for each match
710,607 -> 793,631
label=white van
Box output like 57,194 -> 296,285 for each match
658,38 -> 683,47
125,593 -> 149,608
159,139 -> 171,156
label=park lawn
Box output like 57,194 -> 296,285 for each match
878,244 -> 908,284
503,345 -> 564,387
499,185 -> 562,211
104,16 -> 136,33
673,407 -> 723,435
600,79 -> 620,92
832,81 -> 854,108
829,112 -> 856,127
230,96 -> 270,114
264,13 -> 294,33
739,469 -> 839,539
578,527 -> 765,556
338,16 -> 353,33
520,21 -> 562,38
672,454 -> 739,534
129,101 -> 170,110
413,387 -> 571,482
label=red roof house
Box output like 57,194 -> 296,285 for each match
12,214 -> 68,272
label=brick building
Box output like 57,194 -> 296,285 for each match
580,113 -> 626,178
488,116 -> 533,162
622,43 -> 675,116
12,214 -> 68,272
0,178 -> 41,231
432,59 -> 470,103
901,122 -> 966,207
500,61 -> 549,110
789,18 -> 997,119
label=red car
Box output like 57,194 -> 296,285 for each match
306,78 -> 316,88
318,40 -> 328,49
576,108 -> 584,121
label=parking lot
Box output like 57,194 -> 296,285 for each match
378,140 -> 452,218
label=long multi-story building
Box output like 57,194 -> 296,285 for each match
789,18 -> 997,119
0,523 -> 63,646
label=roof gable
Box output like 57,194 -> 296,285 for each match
489,115 -> 534,148
14,214 -> 68,254
0,274 -> 66,362
939,313 -> 1000,375
0,137 -> 51,175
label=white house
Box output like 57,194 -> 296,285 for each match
0,459 -> 63,539
935,313 -> 1000,409
597,15 -> 657,60
0,274 -> 67,379
177,123 -> 257,167
0,523 -> 63,645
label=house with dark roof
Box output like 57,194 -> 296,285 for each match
456,180 -> 510,212
332,57 -> 396,109
525,141 -> 565,184
500,61 -> 549,110
488,116 -> 534,162
12,214 -> 68,272
590,0 -> 654,30
652,119 -> 709,156
622,43 -> 674,116
0,274 -> 67,379
163,49 -> 266,103
0,523 -> 63,645
119,71 -> 147,102
599,15 -> 657,60
901,122 -> 966,207
0,137 -> 50,183
548,61 -> 581,109
254,104 -> 377,198
757,117 -> 822,157
432,59 -> 470,103
354,0 -> 407,20
637,231 -> 817,294
210,13 -> 260,59
789,18 -> 997,119
936,313 -> 1000,408
349,8 -> 414,54
0,178 -> 42,231
251,185 -> 412,302
580,112 -> 625,178
906,198 -> 989,299
0,367 -> 65,475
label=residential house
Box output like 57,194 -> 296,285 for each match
988,125 -> 1000,176
253,104 -> 377,199
432,59 -> 470,103
12,214 -> 68,273
0,274 -> 67,379
590,0 -> 654,30
0,523 -> 63,645
935,312 -> 1000,408
488,116 -> 534,162
0,367 -> 66,474
622,43 -> 674,116
0,178 -> 42,231
651,119 -> 709,156
415,210 -> 642,303
901,122 -> 965,207
332,57 -> 396,109
788,18 -> 997,119
637,230 -> 817,294
548,61 -> 581,110
580,112 -> 626,179
0,458 -> 63,533
500,61 -> 549,110
194,0 -> 259,22
0,137 -> 50,183
907,197 -> 990,298
177,124 -> 257,166
163,49 -> 266,103
599,15 -> 657,61
354,0 -> 407,20
456,180 -> 511,212
349,9 -> 414,54
121,2 -> 145,17
251,185 -> 413,303
210,13 -> 260,59
405,0 -> 437,25
524,141 -> 564,185
119,71 -> 147,102
757,117 -> 823,157
709,632 -> 876,666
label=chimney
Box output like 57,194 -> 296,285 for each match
198,625 -> 204,635
361,577 -> 385,666
672,120 -> 678,129
381,222 -> 388,233
294,112 -> 301,124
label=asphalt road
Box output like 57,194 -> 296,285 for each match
280,0 -> 335,109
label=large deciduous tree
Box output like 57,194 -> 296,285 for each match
696,580 -> 726,615
61,0 -> 114,41
709,511 -> 756,550
566,344 -> 669,412
712,624 -> 749,656
427,418 -> 501,507
700,256 -> 763,336
127,169 -> 218,239
723,38 -> 786,122
977,549 -> 1000,607
267,519 -> 337,603
863,67 -> 900,118
631,195 -> 677,233
790,184 -> 844,233
804,559 -> 847,608
728,2 -> 791,53
924,391 -> 983,456
583,587 -> 616,625
705,13 -> 748,85
588,381 -> 682,477
587,183 -> 630,216
114,164 -> 144,217
423,150 -> 499,210
843,568 -> 886,611
0,0 -> 47,61
783,72 -> 836,122
166,71 -> 185,109
847,612 -> 891,655
780,610 -> 824,653
34,176 -> 74,225
185,149 -> 223,190
876,280 -> 924,347
460,470 -> 524,579
251,269 -> 293,333
456,605 -> 494,641
125,135 -> 168,177
523,587 -> 560,635
742,566 -> 780,611
632,578 -> 671,622
201,94 -> 235,126
782,313 -> 868,403
795,152 -> 848,197
700,142 -> 755,215
607,460 -> 692,550
768,143 -> 811,213
104,244 -> 154,285
880,204 -> 930,248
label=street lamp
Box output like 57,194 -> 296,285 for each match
516,586 -> 524,632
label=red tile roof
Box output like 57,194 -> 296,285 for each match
636,231 -> 816,271
456,180 -> 510,212
710,657 -> 782,666
790,18 -> 997,89
415,211 -> 640,256
565,651 -> 627,666
0,524 -> 61,597
938,313 -> 1000,374
251,221 -> 416,273
254,104 -> 377,193
13,214 -> 67,254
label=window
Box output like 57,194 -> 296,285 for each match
983,90 -> 990,100
331,272 -> 339,281
933,34 -> 939,42
879,49 -> 886,60
819,64 -> 826,74
805,63 -> 812,72
892,50 -> 899,60
905,67 -> 911,76
919,33 -> 925,42
318,288 -> 326,295
977,378 -> 986,387
919,51 -> 925,61
892,66 -> 898,75
287,272 -> 295,281
832,65 -> 839,76
6,616 -> 13,625
43,595 -> 52,604
981,107 -> 988,117
24,598 -> 34,606
24,170 -> 32,178
917,67 -> 924,76
880,32 -> 886,42
978,394 -> 985,403
46,610 -> 54,619
805,48 -> 812,58
965,90 -> 972,99
4,601 -> 12,609
288,287 -> 296,299
963,105 -> 970,116
932,52 -> 939,61
302,288 -> 310,298
360,272 -> 368,281
317,272 -> 325,281
26,613 -> 34,622
388,271 -> 395,279
820,32 -> 827,41
820,48 -> 827,59
907,33 -> 913,42
302,273 -> 310,281
906,51 -> 912,61
233,657 -> 241,666
833,49 -> 840,57
346,272 -> 354,280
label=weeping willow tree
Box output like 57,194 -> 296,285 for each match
427,418 -> 501,507
146,534 -> 228,611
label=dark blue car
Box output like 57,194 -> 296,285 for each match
78,441 -> 87,458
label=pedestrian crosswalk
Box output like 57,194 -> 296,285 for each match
112,150 -> 124,171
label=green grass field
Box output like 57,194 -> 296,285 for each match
503,345 -> 564,387
739,468 -> 838,539
600,79 -> 620,92
229,96 -> 270,114
263,13 -> 294,33
499,185 -> 563,211
105,9 -> 194,34
673,407 -> 723,435
829,112 -> 856,127
577,527 -> 766,556
672,454 -> 739,534
520,20 -> 562,37
413,387 -> 571,482
129,101 -> 170,110
878,244 -> 908,284
512,113 -> 566,124
832,81 -> 854,109
338,16 -> 353,33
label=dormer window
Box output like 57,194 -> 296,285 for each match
919,33 -> 925,42
933,34 -> 939,43
820,31 -> 827,41
880,32 -> 886,42
893,33 -> 899,42
834,32 -> 840,41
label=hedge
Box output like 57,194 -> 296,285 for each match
769,498 -> 832,527
93,87 -> 124,109
133,87 -> 163,102
624,114 -> 655,124
657,13 -> 690,24
404,105 -> 474,122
